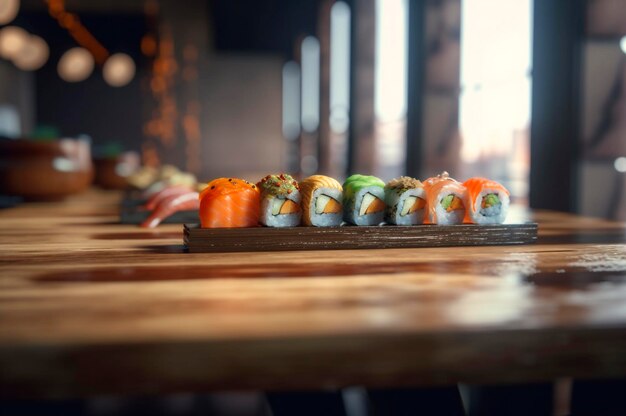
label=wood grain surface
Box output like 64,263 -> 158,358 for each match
1,190 -> 625,399
184,222 -> 537,252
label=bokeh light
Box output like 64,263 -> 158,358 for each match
0,26 -> 28,59
0,0 -> 19,25
13,35 -> 49,71
103,53 -> 135,87
57,47 -> 94,82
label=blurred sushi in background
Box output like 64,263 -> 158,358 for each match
464,177 -> 510,224
127,165 -> 197,197
257,174 -> 301,227
140,189 -> 199,228
423,172 -> 466,225
343,174 -> 386,226
384,176 -> 426,225
300,175 -> 343,227
199,178 -> 260,228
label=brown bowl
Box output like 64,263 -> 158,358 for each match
93,152 -> 140,190
0,138 -> 94,200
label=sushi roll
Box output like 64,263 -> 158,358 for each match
463,177 -> 510,224
384,176 -> 426,225
257,173 -> 301,227
343,174 -> 386,226
199,177 -> 260,228
300,175 -> 343,227
423,171 -> 466,225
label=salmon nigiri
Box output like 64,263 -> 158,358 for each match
463,177 -> 510,224
199,178 -> 260,228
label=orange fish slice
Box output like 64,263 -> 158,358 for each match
199,178 -> 260,228
462,177 -> 509,222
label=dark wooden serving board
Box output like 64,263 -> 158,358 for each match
120,207 -> 199,225
184,223 -> 538,252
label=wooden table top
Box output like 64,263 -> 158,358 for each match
1,189 -> 625,399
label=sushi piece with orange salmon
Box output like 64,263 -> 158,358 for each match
199,178 -> 260,228
423,171 -> 466,225
300,175 -> 343,226
463,177 -> 510,224
257,174 -> 301,227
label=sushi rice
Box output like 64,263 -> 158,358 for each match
259,193 -> 302,227
343,174 -> 386,226
384,176 -> 426,225
464,177 -> 510,224
300,175 -> 343,227
257,174 -> 302,227
423,172 -> 467,225
429,185 -> 466,224
308,187 -> 343,226
469,189 -> 509,224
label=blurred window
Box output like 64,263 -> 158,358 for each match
374,0 -> 408,179
459,0 -> 533,204
329,0 -> 351,178
282,61 -> 301,141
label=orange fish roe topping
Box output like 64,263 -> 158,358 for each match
199,178 -> 260,201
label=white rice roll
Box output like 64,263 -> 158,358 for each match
306,187 -> 343,226
469,189 -> 509,224
425,179 -> 467,225
342,175 -> 386,226
259,192 -> 302,227
385,188 -> 427,225
345,186 -> 386,225
464,177 -> 510,224
257,174 -> 302,227
300,175 -> 344,227
384,177 -> 427,225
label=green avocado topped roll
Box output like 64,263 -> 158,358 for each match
343,174 -> 386,226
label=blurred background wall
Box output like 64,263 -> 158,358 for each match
580,0 -> 626,220
0,0 -> 624,219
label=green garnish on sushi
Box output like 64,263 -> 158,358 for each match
257,174 -> 301,218
481,194 -> 500,208
343,174 -> 385,199
257,173 -> 299,197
